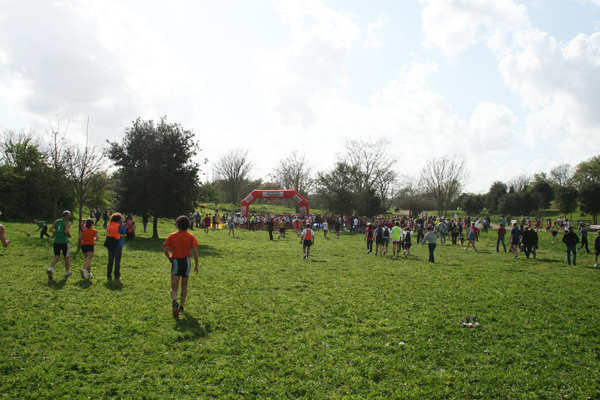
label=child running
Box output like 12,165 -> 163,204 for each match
163,215 -> 199,317
301,223 -> 315,260
79,218 -> 99,279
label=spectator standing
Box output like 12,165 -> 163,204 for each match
421,225 -> 438,263
562,227 -> 580,266
496,223 -> 507,252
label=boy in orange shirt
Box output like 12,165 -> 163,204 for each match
163,215 -> 199,316
79,218 -> 99,279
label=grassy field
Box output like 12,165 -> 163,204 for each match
1,218 -> 599,399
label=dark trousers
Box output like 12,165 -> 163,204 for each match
566,245 -> 577,265
428,243 -> 436,263
268,229 -> 273,240
496,236 -> 506,252
524,244 -> 536,258
578,238 -> 590,253
367,240 -> 373,252
107,247 -> 123,279
40,226 -> 50,239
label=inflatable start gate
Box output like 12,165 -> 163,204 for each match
241,190 -> 309,217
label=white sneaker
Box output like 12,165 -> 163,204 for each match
80,269 -> 86,279
65,270 -> 73,278
595,263 -> 598,268
89,273 -> 94,279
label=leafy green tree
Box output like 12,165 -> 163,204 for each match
530,181 -> 554,211
485,181 -> 507,214
315,162 -> 357,216
462,194 -> 485,215
572,155 -> 600,188
198,182 -> 219,204
498,191 -> 537,216
555,186 -> 578,218
107,117 -> 202,239
0,131 -> 73,220
578,182 -> 600,224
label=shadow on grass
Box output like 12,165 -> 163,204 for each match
104,279 -> 123,291
174,313 -> 212,340
46,277 -> 67,290
76,279 -> 93,289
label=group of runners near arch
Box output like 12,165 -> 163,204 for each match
3,209 -> 600,317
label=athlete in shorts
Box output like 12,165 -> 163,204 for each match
163,215 -> 199,316
48,210 -> 72,279
79,218 -> 99,279
403,226 -> 413,257
334,219 -> 341,239
322,220 -> 329,239
391,221 -> 402,257
301,223 -> 315,260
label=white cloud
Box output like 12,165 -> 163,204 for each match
254,0 -> 360,127
420,0 -> 530,57
0,0 -> 203,143
366,14 -> 390,48
499,30 -> 600,143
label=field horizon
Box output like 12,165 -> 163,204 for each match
1,216 -> 599,399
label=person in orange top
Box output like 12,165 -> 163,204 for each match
79,218 -> 99,279
163,215 -> 199,317
301,222 -> 315,260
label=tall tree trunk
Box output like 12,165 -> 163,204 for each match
152,215 -> 159,239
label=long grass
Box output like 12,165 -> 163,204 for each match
0,218 -> 599,399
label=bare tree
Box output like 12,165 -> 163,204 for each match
69,118 -> 108,240
419,155 -> 470,217
342,137 -> 399,212
507,174 -> 532,192
549,163 -> 574,187
270,151 -> 313,212
213,149 -> 254,203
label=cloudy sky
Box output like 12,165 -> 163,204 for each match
1,0 -> 599,193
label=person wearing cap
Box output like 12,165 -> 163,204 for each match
301,223 -> 315,260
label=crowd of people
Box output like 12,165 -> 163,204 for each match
1,209 -> 600,317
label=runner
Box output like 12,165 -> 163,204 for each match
163,215 -> 199,316
47,210 -> 73,280
403,226 -> 412,257
391,221 -> 402,257
322,220 -> 329,239
79,218 -> 99,279
301,223 -> 315,260
334,218 -> 341,239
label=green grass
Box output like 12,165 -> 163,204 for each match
1,220 -> 599,399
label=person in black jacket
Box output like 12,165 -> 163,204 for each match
267,218 -> 274,241
562,226 -> 580,266
594,230 -> 600,268
522,227 -> 538,259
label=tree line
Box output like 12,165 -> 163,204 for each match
2,117 -> 600,237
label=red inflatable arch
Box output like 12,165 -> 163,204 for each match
241,190 -> 309,217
